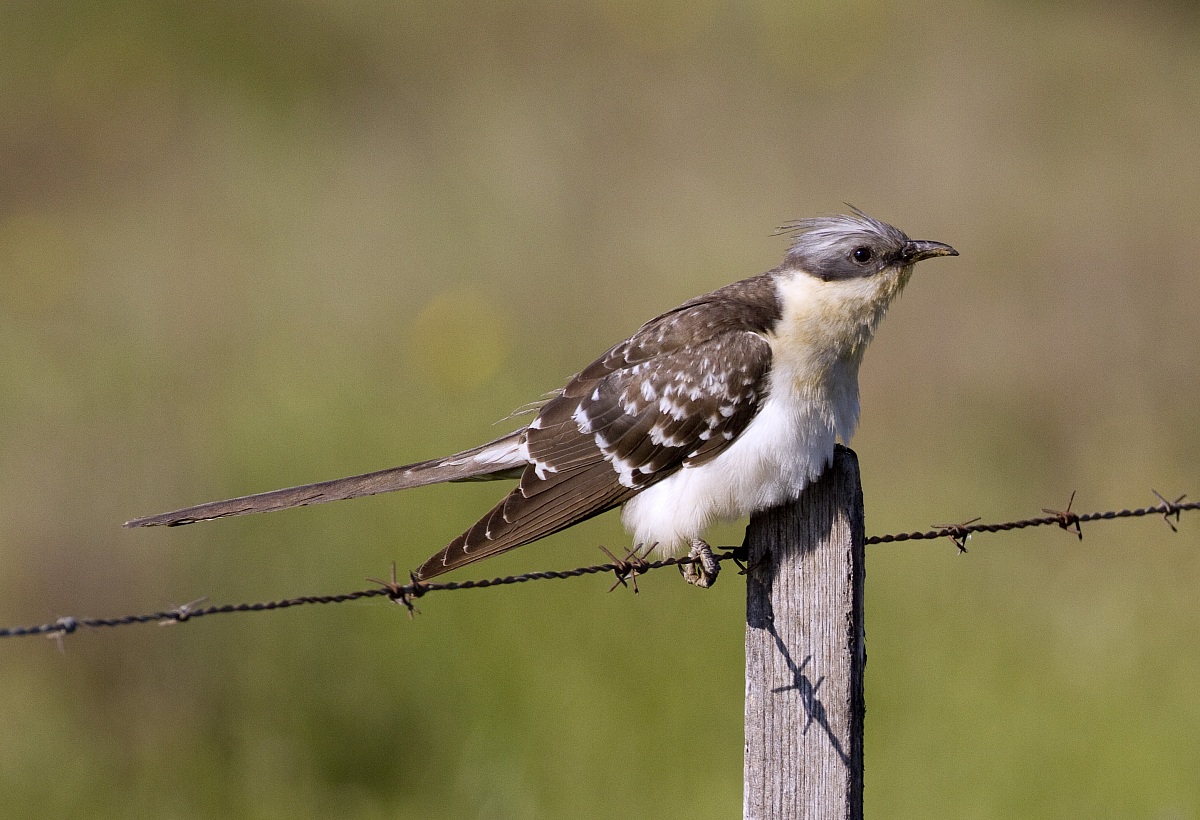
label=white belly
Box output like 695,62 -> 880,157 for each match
620,379 -> 849,554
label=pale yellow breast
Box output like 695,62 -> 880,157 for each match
769,267 -> 911,382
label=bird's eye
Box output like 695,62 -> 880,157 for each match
851,246 -> 873,264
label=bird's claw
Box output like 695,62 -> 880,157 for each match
680,540 -> 720,589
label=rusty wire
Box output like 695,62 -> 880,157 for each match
2,492 -> 1196,641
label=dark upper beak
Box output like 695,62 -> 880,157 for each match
903,239 -> 958,263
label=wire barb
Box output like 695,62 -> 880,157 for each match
159,597 -> 209,626
1151,489 -> 1187,533
600,544 -> 654,593
930,517 -> 982,553
2,492 -> 1197,641
1041,490 -> 1083,540
367,562 -> 422,618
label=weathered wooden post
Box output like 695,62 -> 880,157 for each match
744,444 -> 866,820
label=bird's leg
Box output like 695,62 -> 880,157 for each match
680,539 -> 720,588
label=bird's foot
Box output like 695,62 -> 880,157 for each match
680,540 -> 720,589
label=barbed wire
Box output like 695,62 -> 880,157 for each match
2,491 -> 1195,641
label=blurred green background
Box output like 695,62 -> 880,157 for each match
2,0 -> 1199,817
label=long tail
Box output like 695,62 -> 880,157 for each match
123,429 -> 527,528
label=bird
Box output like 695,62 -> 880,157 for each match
125,209 -> 957,587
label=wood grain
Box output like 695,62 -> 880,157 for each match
744,445 -> 866,820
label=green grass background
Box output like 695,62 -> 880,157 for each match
2,1 -> 1199,817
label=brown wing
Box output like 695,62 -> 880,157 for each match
415,278 -> 778,579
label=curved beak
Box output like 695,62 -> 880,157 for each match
903,239 -> 958,263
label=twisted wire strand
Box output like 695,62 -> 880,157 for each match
3,495 -> 1195,640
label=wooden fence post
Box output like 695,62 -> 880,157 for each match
744,444 -> 866,820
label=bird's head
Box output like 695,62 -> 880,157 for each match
769,209 -> 957,362
780,208 -> 957,287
